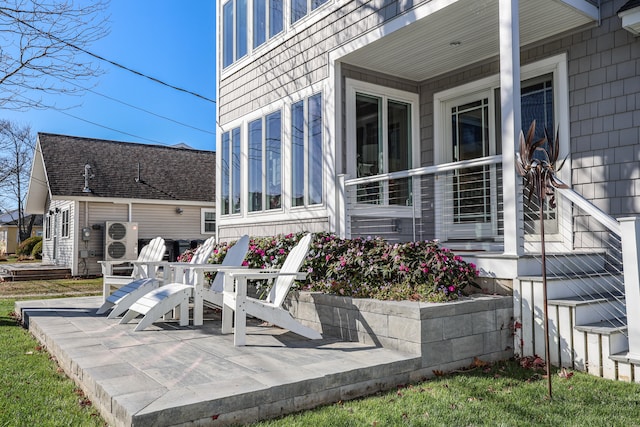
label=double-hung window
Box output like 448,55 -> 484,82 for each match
291,0 -> 328,23
248,111 -> 282,212
291,93 -> 323,207
201,209 -> 216,234
253,0 -> 283,48
45,215 -> 51,239
61,209 -> 70,238
223,0 -> 248,68
221,127 -> 242,215
346,80 -> 417,209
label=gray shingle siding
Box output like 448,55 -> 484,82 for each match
220,0 -> 640,237
219,0 -> 433,124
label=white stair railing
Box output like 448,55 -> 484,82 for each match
338,157 -> 640,359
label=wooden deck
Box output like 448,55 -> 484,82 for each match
0,263 -> 71,281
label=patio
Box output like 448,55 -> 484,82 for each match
15,296 -> 420,427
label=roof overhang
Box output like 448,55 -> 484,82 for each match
334,0 -> 599,82
619,5 -> 640,35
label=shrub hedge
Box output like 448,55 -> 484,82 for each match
16,236 -> 42,256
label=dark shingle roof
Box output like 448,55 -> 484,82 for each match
38,133 -> 215,202
619,0 -> 640,13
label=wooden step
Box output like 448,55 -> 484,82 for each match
574,318 -> 629,379
548,292 -> 625,326
0,266 -> 71,281
519,273 -> 624,299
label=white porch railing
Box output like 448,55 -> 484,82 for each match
339,156 -> 640,360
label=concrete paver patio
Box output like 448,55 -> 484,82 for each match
15,296 -> 420,427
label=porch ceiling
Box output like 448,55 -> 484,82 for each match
339,0 -> 598,82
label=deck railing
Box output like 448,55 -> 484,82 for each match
339,156 -> 640,358
340,155 -> 504,246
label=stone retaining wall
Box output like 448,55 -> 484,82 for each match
287,292 -> 513,374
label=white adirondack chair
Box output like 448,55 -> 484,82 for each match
221,233 -> 322,346
120,235 -> 250,331
98,236 -> 166,303
96,236 -> 217,317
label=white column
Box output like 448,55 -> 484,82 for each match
337,174 -> 347,239
499,0 -> 523,257
619,217 -> 640,358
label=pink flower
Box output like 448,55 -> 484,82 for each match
448,286 -> 456,292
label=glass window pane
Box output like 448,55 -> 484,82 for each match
451,99 -> 491,223
311,0 -> 327,10
356,93 -> 381,203
236,0 -> 247,59
204,212 -> 216,233
291,0 -> 307,23
253,0 -> 266,48
223,1 -> 234,68
308,93 -> 323,205
248,119 -> 263,212
291,101 -> 304,207
388,100 -> 410,205
266,111 -> 282,210
231,128 -> 241,214
270,0 -> 283,37
221,131 -> 230,215
521,76 -> 556,233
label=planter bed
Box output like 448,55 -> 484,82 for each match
287,292 -> 514,373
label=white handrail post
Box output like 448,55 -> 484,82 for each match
337,174 -> 347,239
619,216 -> 640,358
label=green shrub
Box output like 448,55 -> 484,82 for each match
31,240 -> 43,259
210,232 -> 479,302
16,236 -> 42,256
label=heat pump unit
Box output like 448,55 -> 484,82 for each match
104,221 -> 138,261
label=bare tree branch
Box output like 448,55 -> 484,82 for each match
0,119 -> 35,240
0,0 -> 109,110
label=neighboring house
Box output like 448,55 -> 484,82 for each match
0,210 -> 43,255
216,0 -> 640,379
25,133 -> 216,275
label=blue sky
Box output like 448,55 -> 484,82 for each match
3,1 -> 217,152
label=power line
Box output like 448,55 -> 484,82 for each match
61,78 -> 215,135
15,93 -> 170,145
55,109 -> 168,145
0,8 -> 217,105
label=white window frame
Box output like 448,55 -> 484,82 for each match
433,53 -> 571,247
247,109 -> 284,214
217,83 -> 330,228
222,0 -> 249,68
45,215 -> 51,240
201,209 -> 217,235
61,209 -> 70,238
345,78 -> 420,218
291,92 -> 323,209
220,0 -> 335,74
220,127 -> 242,217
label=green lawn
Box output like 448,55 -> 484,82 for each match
2,279 -> 640,427
0,298 -> 105,426
253,360 -> 640,426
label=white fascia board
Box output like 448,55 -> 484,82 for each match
554,0 -> 600,21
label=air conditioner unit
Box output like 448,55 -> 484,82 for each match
104,221 -> 138,261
